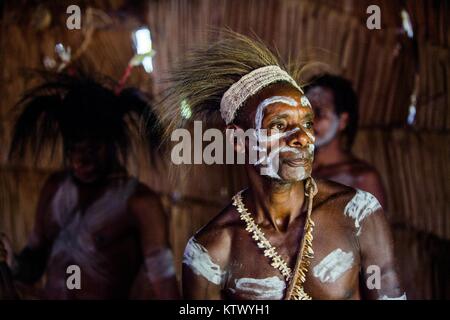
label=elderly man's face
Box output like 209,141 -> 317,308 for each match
239,83 -> 315,182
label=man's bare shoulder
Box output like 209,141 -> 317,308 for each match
348,158 -> 381,180
314,178 -> 356,210
350,157 -> 376,170
191,202 -> 241,265
127,181 -> 166,223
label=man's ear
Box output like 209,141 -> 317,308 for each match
226,124 -> 246,154
338,112 -> 349,131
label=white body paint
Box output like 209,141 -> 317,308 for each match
232,276 -> 285,300
345,189 -> 382,236
48,174 -> 138,290
313,249 -> 354,283
379,293 -> 407,300
183,237 -> 226,286
144,248 -> 176,281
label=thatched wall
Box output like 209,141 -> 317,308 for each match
0,0 -> 448,299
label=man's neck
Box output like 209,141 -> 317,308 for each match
314,138 -> 351,168
246,168 -> 306,232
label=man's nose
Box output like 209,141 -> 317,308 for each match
287,128 -> 311,148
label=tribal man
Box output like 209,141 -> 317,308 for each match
161,32 -> 405,300
1,70 -> 179,299
305,74 -> 387,208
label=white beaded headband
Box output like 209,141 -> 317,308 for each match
219,65 -> 303,124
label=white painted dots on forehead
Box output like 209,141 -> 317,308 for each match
183,237 -> 226,286
344,190 -> 382,236
313,249 -> 354,283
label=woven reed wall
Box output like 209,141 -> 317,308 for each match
0,0 -> 448,299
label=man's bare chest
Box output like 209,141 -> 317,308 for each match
224,210 -> 360,300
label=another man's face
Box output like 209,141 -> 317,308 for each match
305,86 -> 339,148
67,139 -> 110,183
243,83 -> 315,182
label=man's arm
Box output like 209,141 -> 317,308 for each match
355,170 -> 387,210
0,238 -> 18,299
128,183 -> 180,299
357,202 -> 405,300
182,220 -> 231,300
8,173 -> 63,284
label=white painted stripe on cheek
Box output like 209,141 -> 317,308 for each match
313,249 -> 354,283
344,189 -> 382,236
182,237 -> 226,286
305,130 -> 315,143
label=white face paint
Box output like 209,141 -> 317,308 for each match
253,96 -> 314,181
313,249 -> 354,283
315,111 -> 339,148
305,129 -> 316,143
232,276 -> 286,300
300,95 -> 312,108
344,189 -> 382,236
257,146 -> 313,180
183,237 -> 226,286
144,248 -> 176,281
254,96 -> 299,131
379,293 -> 407,300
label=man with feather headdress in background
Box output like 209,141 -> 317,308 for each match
0,70 -> 179,299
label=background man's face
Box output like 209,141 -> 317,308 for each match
305,86 -> 340,148
242,83 -> 315,182
67,139 -> 110,183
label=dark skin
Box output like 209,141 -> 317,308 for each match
1,140 -> 179,299
0,238 -> 17,299
306,86 -> 387,208
183,82 -> 403,299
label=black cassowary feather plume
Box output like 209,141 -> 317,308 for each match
9,69 -> 162,165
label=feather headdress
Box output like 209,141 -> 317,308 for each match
158,30 -> 301,138
9,69 -> 162,165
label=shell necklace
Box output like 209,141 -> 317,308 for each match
231,177 -> 318,300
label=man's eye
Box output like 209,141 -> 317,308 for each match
271,123 -> 285,130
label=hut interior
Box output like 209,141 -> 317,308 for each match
0,0 -> 448,299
